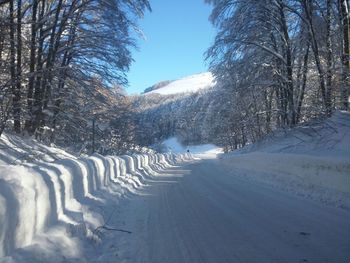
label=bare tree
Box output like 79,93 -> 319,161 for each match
339,0 -> 350,110
0,0 -> 151,153
205,0 -> 348,150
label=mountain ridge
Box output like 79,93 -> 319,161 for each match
143,72 -> 215,95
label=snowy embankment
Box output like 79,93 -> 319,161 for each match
0,134 -> 194,262
220,111 -> 350,209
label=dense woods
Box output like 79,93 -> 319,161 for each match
132,90 -> 216,147
204,0 -> 350,150
0,0 -> 150,152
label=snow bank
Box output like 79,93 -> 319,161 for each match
240,111 -> 350,157
220,153 -> 350,209
0,135 -> 194,261
220,111 -> 350,209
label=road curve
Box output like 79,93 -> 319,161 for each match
117,158 -> 350,263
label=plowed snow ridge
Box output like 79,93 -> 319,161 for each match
0,136 -> 195,260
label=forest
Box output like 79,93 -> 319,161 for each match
0,0 -> 150,153
203,0 -> 350,150
136,0 -> 350,152
0,0 -> 349,153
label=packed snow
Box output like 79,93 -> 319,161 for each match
110,112 -> 350,262
146,72 -> 215,95
114,157 -> 350,263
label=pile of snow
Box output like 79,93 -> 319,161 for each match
0,133 -> 194,262
161,137 -> 222,158
240,111 -> 350,157
145,72 -> 215,95
0,134 -> 76,165
219,111 -> 350,209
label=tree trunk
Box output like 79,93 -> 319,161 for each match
41,0 -> 63,112
325,0 -> 333,116
9,0 -> 20,133
15,0 -> 22,133
25,0 -> 38,131
296,43 -> 310,123
278,0 -> 296,126
340,0 -> 350,110
32,0 -> 46,133
264,88 -> 273,133
302,0 -> 327,112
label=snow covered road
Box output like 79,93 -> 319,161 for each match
117,158 -> 350,263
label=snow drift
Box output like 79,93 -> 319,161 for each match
220,111 -> 350,209
0,134 -> 194,261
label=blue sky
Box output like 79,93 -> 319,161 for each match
126,0 -> 215,94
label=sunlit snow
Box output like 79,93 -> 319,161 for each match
148,72 -> 215,95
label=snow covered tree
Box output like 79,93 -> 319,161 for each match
0,0 -> 150,152
205,0 -> 350,150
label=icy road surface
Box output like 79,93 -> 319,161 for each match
115,158 -> 350,263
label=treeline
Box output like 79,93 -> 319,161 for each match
0,0 -> 150,152
133,91 -> 216,147
133,88 -> 246,151
206,0 -> 350,150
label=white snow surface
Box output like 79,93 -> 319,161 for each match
161,137 -> 222,158
111,158 -> 350,263
219,111 -> 350,209
239,111 -> 350,157
1,111 -> 350,262
147,72 -> 215,95
0,133 -> 194,262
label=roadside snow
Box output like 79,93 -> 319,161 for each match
220,111 -> 350,209
112,158 -> 350,263
240,111 -> 350,157
0,134 -> 194,262
1,111 -> 349,261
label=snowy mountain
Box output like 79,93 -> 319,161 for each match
132,72 -> 222,147
143,72 -> 216,95
143,80 -> 173,94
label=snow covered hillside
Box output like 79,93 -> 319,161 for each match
0,134 -> 193,262
144,72 -> 215,95
219,111 -> 350,209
